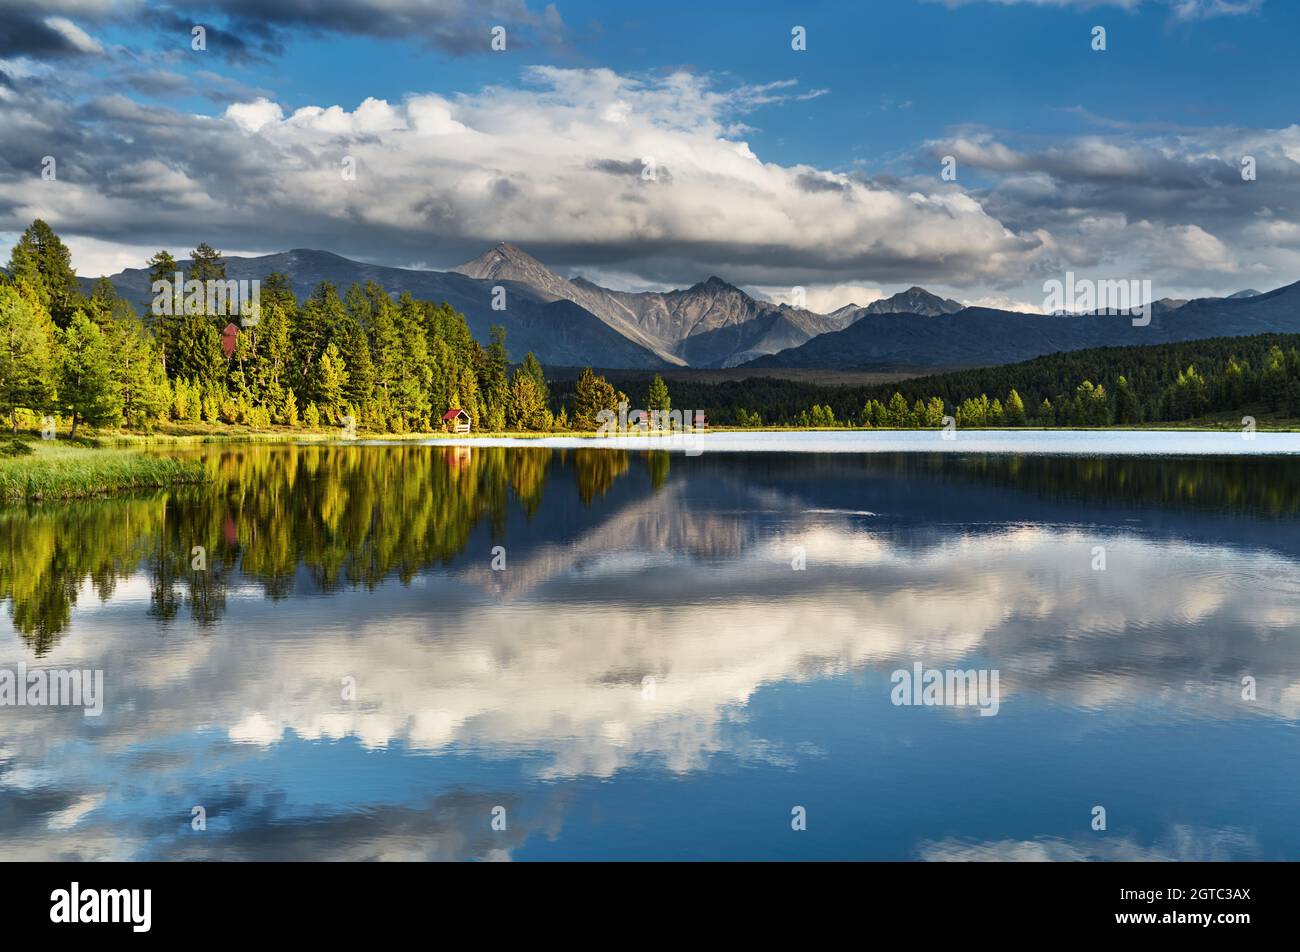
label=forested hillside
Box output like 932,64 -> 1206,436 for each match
588,334 -> 1300,428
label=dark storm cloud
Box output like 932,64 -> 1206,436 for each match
588,158 -> 644,176
922,126 -> 1300,288
587,158 -> 672,183
0,11 -> 100,57
155,11 -> 282,63
491,177 -> 521,200
153,0 -> 566,58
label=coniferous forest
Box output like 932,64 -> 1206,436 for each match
0,219 -> 605,436
574,334 -> 1300,429
5,217 -> 1300,436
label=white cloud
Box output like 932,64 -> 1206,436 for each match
53,235 -> 263,278
960,293 -> 1045,313
224,97 -> 283,133
5,65 -> 1298,301
163,68 -> 1045,285
41,16 -> 104,54
1169,0 -> 1265,20
931,0 -> 1262,18
757,283 -> 887,313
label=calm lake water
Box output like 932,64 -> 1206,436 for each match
2,440 -> 1299,860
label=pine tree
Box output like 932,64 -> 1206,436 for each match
250,294 -> 293,408
521,352 -> 549,408
646,374 -> 671,414
1113,376 -> 1140,424
0,283 -> 57,430
189,243 -> 226,283
6,220 -> 81,327
311,342 -> 348,423
886,391 -> 910,427
391,292 -> 432,430
59,312 -> 121,436
295,282 -> 346,391
924,396 -> 946,428
336,311 -> 374,413
146,250 -> 183,373
572,367 -> 618,430
146,250 -> 178,290
1075,380 -> 1111,426
507,370 -> 545,430
365,281 -> 401,419
1004,389 -> 1026,425
168,313 -> 224,385
1262,346 -> 1287,410
479,324 -> 510,424
107,314 -> 168,429
279,389 -> 300,427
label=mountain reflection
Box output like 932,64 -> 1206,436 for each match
3,445 -> 1300,860
4,445 -> 1300,651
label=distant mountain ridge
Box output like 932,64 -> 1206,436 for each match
862,286 -> 963,316
81,241 -> 864,369
455,244 -> 859,367
743,280 -> 1300,371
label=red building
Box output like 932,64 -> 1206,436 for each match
442,408 -> 471,433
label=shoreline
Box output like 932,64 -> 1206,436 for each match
410,429 -> 1300,456
3,427 -> 1297,506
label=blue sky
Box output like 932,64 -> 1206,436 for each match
187,0 -> 1296,169
2,0 -> 1298,311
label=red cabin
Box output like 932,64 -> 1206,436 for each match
442,408 -> 471,433
220,323 -> 239,359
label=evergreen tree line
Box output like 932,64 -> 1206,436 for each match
575,333 -> 1300,428
848,334 -> 1300,428
7,217 -> 1297,434
0,220 -> 625,435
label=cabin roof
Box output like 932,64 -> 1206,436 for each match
442,409 -> 469,421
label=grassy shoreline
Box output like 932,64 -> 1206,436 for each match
4,413 -> 1298,505
0,440 -> 207,502
87,410 -> 1300,448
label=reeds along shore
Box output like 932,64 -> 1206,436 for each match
0,440 -> 206,501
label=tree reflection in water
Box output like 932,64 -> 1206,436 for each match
3,443 -> 1296,654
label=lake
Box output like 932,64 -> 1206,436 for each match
2,439 -> 1299,860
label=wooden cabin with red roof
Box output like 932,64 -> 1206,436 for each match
442,408 -> 471,433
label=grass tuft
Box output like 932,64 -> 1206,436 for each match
0,439 -> 206,501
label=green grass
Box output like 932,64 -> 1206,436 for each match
0,439 -> 207,501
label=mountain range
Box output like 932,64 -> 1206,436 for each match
744,283 -> 1299,371
449,243 -> 861,367
81,243 -> 1298,373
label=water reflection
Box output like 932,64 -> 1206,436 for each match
1,445 -> 1299,860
